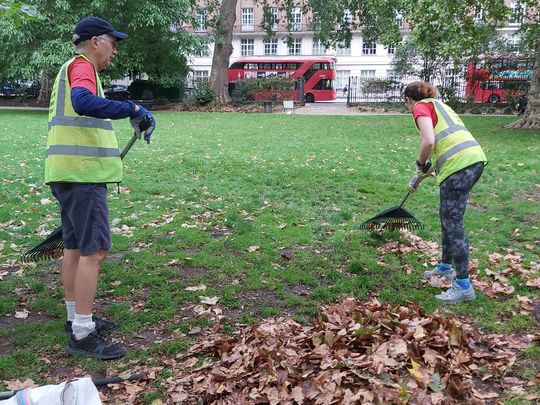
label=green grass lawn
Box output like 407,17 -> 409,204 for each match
0,110 -> 539,401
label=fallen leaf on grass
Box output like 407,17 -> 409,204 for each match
471,388 -> 499,399
5,379 -> 36,390
185,284 -> 207,291
14,309 -> 29,319
247,245 -> 260,252
199,296 -> 219,305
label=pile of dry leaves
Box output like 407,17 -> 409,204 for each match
158,297 -> 537,404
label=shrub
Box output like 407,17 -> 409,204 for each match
231,81 -> 255,105
502,106 -> 515,115
438,86 -> 462,109
192,81 -> 214,106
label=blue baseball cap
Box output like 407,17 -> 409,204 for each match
73,16 -> 128,45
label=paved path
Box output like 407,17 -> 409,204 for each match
293,101 -> 361,115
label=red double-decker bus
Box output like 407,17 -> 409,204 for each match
228,57 -> 336,102
465,56 -> 533,103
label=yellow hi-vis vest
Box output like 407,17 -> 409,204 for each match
414,98 -> 487,185
45,55 -> 122,184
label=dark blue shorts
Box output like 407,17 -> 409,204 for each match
50,183 -> 111,256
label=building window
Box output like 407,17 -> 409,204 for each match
343,9 -> 352,24
360,70 -> 376,78
270,7 -> 278,30
312,40 -> 326,55
292,7 -> 302,31
509,2 -> 524,24
387,44 -> 395,55
474,6 -> 484,22
196,11 -> 207,31
196,44 -> 211,57
336,70 -> 350,91
336,42 -> 351,56
241,38 -> 254,56
264,38 -> 278,55
193,70 -> 209,87
507,34 -> 521,52
396,12 -> 404,28
242,8 -> 254,31
362,42 -> 377,55
288,38 -> 302,55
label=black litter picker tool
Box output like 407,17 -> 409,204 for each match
359,190 -> 424,231
21,117 -> 152,263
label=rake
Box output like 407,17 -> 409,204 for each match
359,190 -> 424,231
21,120 -> 149,263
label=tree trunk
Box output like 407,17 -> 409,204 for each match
210,0 -> 238,104
505,41 -> 540,129
37,71 -> 52,105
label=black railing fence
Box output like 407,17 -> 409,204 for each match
345,75 -> 467,104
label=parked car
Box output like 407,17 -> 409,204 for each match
104,84 -> 130,100
0,82 -> 18,97
24,83 -> 40,98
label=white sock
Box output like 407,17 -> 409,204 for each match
72,313 -> 96,340
65,301 -> 76,322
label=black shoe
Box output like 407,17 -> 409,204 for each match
66,331 -> 126,360
64,317 -> 119,336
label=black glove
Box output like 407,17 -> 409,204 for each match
130,105 -> 156,144
408,161 -> 432,192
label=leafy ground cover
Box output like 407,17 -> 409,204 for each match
0,110 -> 538,404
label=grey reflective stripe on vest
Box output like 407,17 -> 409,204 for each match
48,115 -> 114,130
431,99 -> 467,143
436,140 -> 480,172
46,144 -> 120,158
49,64 -> 113,131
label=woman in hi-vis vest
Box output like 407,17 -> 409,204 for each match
404,82 -> 487,304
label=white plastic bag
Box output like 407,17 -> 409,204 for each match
0,377 -> 102,405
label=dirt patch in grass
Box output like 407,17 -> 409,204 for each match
0,312 -> 55,330
233,288 -> 298,320
237,288 -> 280,306
513,190 -> 540,201
0,335 -> 14,357
286,284 -> 312,296
210,226 -> 233,238
185,245 -> 203,254
468,201 -> 487,212
167,266 -> 211,284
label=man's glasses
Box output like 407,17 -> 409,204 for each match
97,36 -> 118,50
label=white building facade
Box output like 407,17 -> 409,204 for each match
187,0 -> 525,92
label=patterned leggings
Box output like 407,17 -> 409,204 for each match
439,162 -> 484,279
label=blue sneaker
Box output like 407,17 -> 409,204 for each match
435,281 -> 476,304
423,263 -> 455,281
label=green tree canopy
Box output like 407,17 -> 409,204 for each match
0,0 -> 202,88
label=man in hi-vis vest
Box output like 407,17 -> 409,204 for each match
45,16 -> 156,360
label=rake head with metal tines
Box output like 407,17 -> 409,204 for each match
21,226 -> 63,262
359,191 -> 424,231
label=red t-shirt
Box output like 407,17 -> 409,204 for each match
67,57 -> 97,95
412,101 -> 438,127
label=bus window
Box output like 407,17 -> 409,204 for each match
313,79 -> 333,90
312,63 -> 321,70
229,62 -> 244,69
275,63 -> 282,69
480,81 -> 501,90
504,81 -> 529,90
246,63 -> 258,69
262,63 -> 272,70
